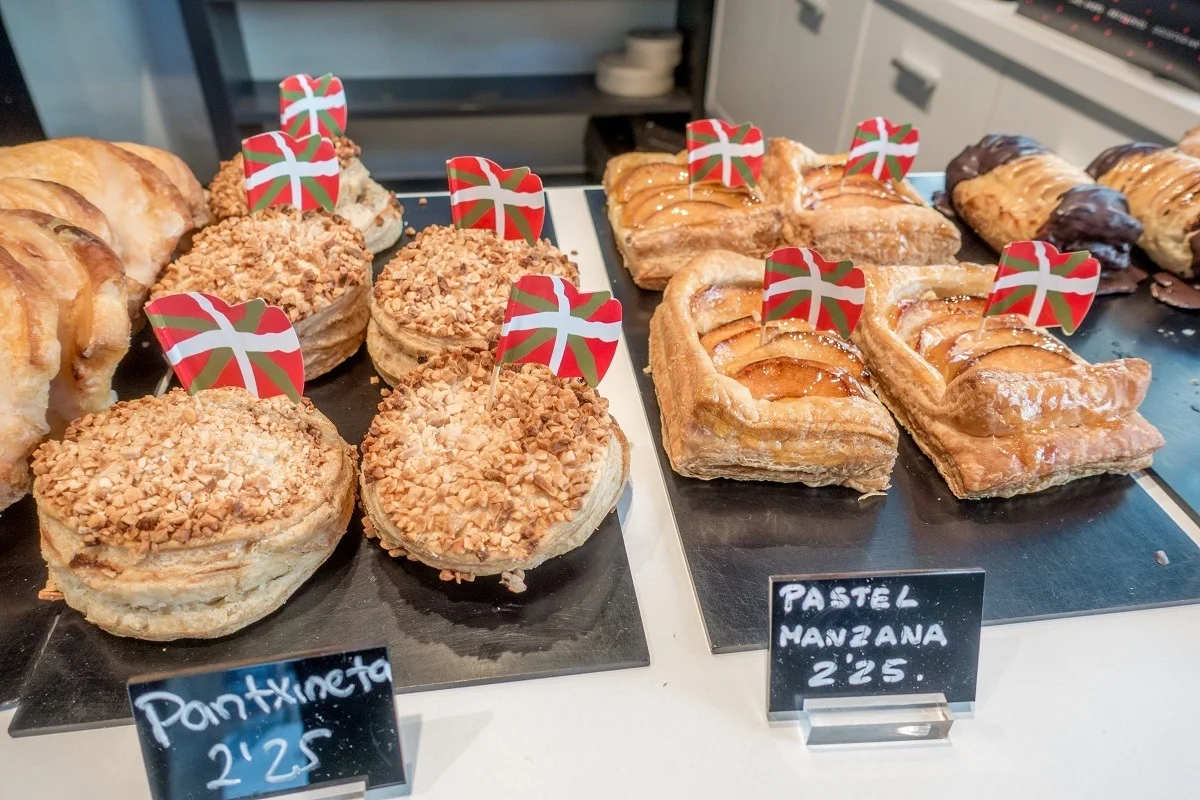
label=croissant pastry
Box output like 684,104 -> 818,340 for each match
945,135 -> 1143,282
852,263 -> 1163,499
1087,143 -> 1200,280
0,177 -> 116,252
114,142 -> 208,228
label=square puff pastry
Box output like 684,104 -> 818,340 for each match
758,138 -> 961,265
852,263 -> 1164,499
648,250 -> 899,492
603,151 -> 783,290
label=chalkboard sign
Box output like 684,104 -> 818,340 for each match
128,645 -> 405,800
768,569 -> 985,717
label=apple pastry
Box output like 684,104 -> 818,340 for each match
603,151 -> 783,290
759,138 -> 960,265
360,350 -> 629,592
648,250 -> 898,491
852,263 -> 1163,499
1087,143 -> 1200,280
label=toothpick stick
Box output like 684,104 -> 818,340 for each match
485,364 -> 501,412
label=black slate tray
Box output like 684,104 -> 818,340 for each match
6,195 -> 649,735
907,174 -> 1200,522
586,187 -> 1200,653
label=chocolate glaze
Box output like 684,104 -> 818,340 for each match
1150,271 -> 1200,310
1034,185 -> 1143,273
1085,142 -> 1165,180
944,134 -> 1048,198
1098,265 -> 1147,296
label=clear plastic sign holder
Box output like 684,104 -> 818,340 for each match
799,693 -> 954,745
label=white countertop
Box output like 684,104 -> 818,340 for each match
2,187 -> 1199,798
891,0 -> 1200,139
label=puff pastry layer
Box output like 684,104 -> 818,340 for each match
946,135 -> 1143,276
1088,143 -> 1200,280
759,138 -> 960,265
32,388 -> 355,640
0,177 -> 116,252
853,263 -> 1163,499
603,151 -> 782,290
360,350 -> 628,593
648,250 -> 898,491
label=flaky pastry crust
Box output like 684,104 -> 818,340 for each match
31,388 -> 356,640
152,209 -> 372,380
207,136 -> 403,254
648,250 -> 898,491
367,225 -> 578,384
0,177 -> 116,251
852,263 -> 1164,499
359,350 -> 628,592
759,138 -> 960,265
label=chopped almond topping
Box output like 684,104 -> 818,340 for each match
152,208 -> 370,322
372,225 -> 579,341
361,351 -> 612,564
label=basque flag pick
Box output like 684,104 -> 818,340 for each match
495,275 -> 623,388
447,156 -> 545,245
685,119 -> 765,191
242,131 -> 340,213
279,73 -> 347,139
846,117 -> 920,183
983,241 -> 1100,335
145,292 -> 305,402
762,247 -> 866,339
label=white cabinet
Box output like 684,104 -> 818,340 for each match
709,0 -> 777,131
841,2 -> 1002,171
985,77 -> 1130,167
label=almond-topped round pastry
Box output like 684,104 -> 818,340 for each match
207,135 -> 404,254
359,350 -> 629,593
30,387 -> 356,640
152,208 -> 372,379
367,225 -> 579,385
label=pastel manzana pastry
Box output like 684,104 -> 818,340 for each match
648,250 -> 898,491
602,150 -> 783,290
945,135 -> 1144,287
152,208 -> 372,380
207,135 -> 403,254
367,225 -> 578,384
360,350 -> 629,593
31,388 -> 356,640
759,138 -> 961,266
1087,143 -> 1200,280
852,263 -> 1163,499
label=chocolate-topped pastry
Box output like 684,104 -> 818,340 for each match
945,134 -> 1144,283
1088,142 -> 1200,281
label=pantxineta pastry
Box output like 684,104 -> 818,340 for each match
0,137 -> 193,309
852,263 -> 1163,499
945,135 -> 1144,282
759,138 -> 960,266
32,388 -> 356,640
360,350 -> 628,593
208,135 -> 403,254
368,225 -> 578,384
1087,143 -> 1200,280
648,250 -> 898,491
602,151 -> 782,290
152,209 -> 372,380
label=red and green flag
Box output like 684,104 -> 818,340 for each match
446,156 -> 545,245
495,275 -> 622,388
685,119 -> 764,191
242,131 -> 340,213
846,117 -> 920,182
279,73 -> 347,139
145,292 -> 305,401
984,240 -> 1099,334
762,247 -> 865,339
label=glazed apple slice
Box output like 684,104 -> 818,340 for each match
691,284 -> 763,334
804,165 -> 914,208
893,296 -> 987,346
918,316 -> 1026,374
733,357 -> 864,400
700,317 -> 811,355
718,332 -> 868,380
944,326 -> 1071,378
623,184 -> 751,226
952,344 -> 1076,379
643,201 -> 738,229
613,162 -> 689,204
